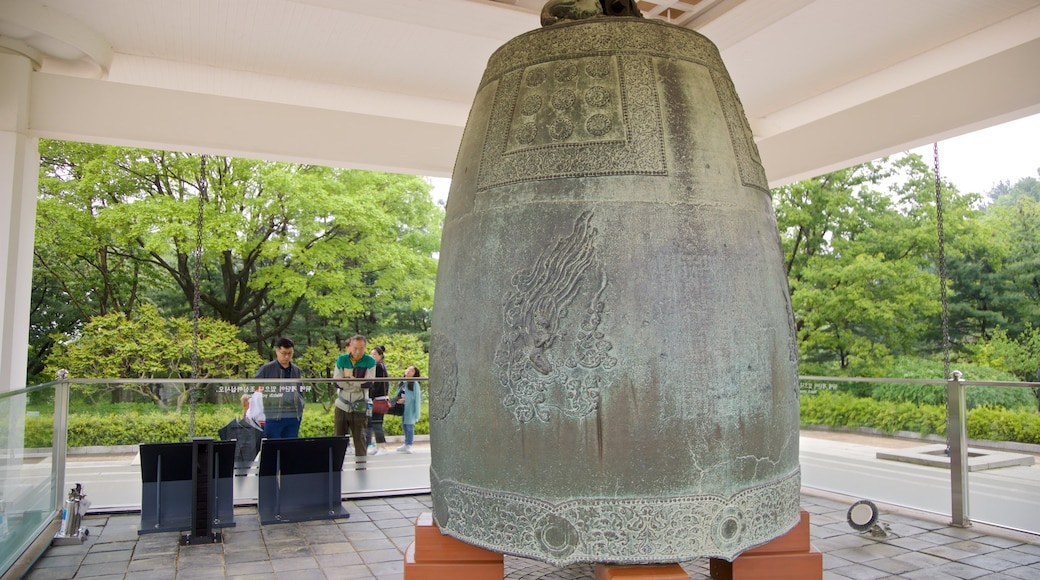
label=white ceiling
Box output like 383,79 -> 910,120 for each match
3,0 -> 1040,186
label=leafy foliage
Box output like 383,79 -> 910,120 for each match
44,303 -> 262,412
775,155 -> 1040,380
962,325 -> 1040,382
799,390 -> 1040,443
24,402 -> 430,448
805,357 -> 1035,410
34,141 -> 442,372
988,173 -> 1040,207
30,143 -> 1040,442
967,405 -> 1040,444
774,157 -> 952,369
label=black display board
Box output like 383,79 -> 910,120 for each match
257,436 -> 350,524
138,440 -> 236,534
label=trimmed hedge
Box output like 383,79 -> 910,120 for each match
25,394 -> 1036,448
800,390 -> 1040,444
819,358 -> 1035,410
25,411 -> 238,448
23,403 -> 430,448
800,391 -> 947,436
966,405 -> 1040,445
868,382 -> 1035,410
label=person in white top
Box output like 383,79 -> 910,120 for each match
246,386 -> 265,427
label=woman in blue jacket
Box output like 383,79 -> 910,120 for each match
395,365 -> 422,453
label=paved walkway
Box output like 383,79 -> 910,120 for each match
21,432 -> 1040,579
23,488 -> 1040,579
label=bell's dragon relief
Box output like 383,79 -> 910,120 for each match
494,211 -> 616,423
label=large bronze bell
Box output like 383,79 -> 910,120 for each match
429,11 -> 800,566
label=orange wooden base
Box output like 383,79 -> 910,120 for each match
403,509 -> 822,580
709,510 -> 822,580
594,562 -> 690,579
404,512 -> 504,580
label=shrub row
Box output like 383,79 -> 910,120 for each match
23,404 -> 430,448
866,383 -> 1036,410
800,391 -> 947,436
25,393 -> 1037,448
812,358 -> 1038,410
801,390 -> 1040,444
966,405 -> 1040,445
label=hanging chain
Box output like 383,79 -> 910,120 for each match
933,143 -> 951,381
188,155 -> 208,439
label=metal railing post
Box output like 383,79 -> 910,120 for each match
946,370 -> 970,527
52,372 -> 71,513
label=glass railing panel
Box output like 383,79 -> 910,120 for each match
0,382 -> 60,577
799,375 -> 1040,534
962,381 -> 1040,534
3,370 -> 1033,576
60,377 -> 433,510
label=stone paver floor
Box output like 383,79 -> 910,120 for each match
25,487 -> 1040,579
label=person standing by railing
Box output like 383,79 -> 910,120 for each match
395,365 -> 422,453
334,335 -> 376,461
254,337 -> 304,439
246,386 -> 265,428
366,345 -> 391,455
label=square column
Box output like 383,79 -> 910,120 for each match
0,52 -> 39,394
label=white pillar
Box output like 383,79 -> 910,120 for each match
0,51 -> 38,393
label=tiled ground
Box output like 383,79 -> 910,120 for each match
24,490 -> 1040,579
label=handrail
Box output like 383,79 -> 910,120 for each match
47,376 -> 428,384
801,375 -> 1040,389
0,379 -> 62,399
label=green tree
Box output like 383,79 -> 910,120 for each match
32,142 -> 166,382
45,303 -> 262,412
988,171 -> 1040,207
775,157 -> 948,370
774,162 -> 890,284
34,141 -> 443,359
965,325 -> 1040,382
979,195 -> 1040,336
943,227 -> 1014,342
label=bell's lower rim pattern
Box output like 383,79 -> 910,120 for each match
430,467 -> 802,567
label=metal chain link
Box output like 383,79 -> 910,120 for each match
933,143 -> 951,381
933,143 -> 958,458
188,155 -> 208,438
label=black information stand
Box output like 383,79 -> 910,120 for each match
138,440 -> 236,535
257,436 -> 350,525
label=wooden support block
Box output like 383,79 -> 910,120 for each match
594,562 -> 690,579
405,513 -> 505,580
742,510 -> 810,555
708,508 -> 822,580
709,549 -> 822,580
411,512 -> 503,563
